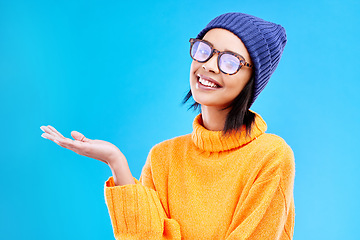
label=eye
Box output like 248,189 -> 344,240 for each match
219,54 -> 240,74
198,48 -> 210,57
223,59 -> 237,67
191,41 -> 212,61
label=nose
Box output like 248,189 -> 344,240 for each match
202,53 -> 220,74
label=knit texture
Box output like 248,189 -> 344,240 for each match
104,112 -> 295,239
197,12 -> 287,106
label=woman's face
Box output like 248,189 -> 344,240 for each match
189,28 -> 253,109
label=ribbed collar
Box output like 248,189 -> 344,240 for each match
191,111 -> 267,152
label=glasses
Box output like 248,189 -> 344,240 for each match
189,38 -> 253,75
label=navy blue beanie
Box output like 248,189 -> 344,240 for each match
197,12 -> 287,106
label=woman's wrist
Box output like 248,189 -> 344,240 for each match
109,154 -> 135,186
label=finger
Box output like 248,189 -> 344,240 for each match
53,138 -> 73,150
41,132 -> 61,143
47,125 -> 66,139
40,126 -> 61,139
58,136 -> 86,147
40,126 -> 52,134
71,131 -> 90,142
41,132 -> 87,155
50,135 -> 79,148
55,137 -> 87,154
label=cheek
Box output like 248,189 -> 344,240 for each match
225,74 -> 250,95
189,61 -> 201,83
190,61 -> 201,75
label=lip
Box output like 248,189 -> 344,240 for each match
197,74 -> 222,88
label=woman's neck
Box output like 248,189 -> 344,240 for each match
200,105 -> 231,131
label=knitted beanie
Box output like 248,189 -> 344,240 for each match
197,12 -> 287,106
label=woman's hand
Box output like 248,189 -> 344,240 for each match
40,125 -> 121,165
40,125 -> 135,185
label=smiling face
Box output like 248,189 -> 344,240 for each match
190,28 -> 254,109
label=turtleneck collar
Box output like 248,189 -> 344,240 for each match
191,111 -> 267,152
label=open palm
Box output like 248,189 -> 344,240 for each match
40,125 -> 123,165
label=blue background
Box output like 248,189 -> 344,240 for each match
1,0 -> 359,239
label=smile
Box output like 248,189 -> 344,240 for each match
197,74 -> 222,89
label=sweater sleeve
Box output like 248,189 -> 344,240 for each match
104,151 -> 182,240
225,142 -> 295,240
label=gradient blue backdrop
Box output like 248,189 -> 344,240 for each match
1,0 -> 359,239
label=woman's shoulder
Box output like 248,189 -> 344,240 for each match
256,132 -> 293,152
254,132 -> 295,172
251,132 -> 295,168
150,133 -> 193,155
145,134 -> 194,168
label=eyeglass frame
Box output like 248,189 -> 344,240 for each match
189,38 -> 253,75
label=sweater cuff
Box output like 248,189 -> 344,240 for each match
104,176 -> 165,236
105,176 -> 141,187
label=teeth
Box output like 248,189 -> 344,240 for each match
199,77 -> 218,88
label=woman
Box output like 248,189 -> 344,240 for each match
40,12 -> 295,239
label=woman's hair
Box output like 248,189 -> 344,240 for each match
182,74 -> 256,137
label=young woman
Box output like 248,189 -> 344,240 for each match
40,12 -> 295,240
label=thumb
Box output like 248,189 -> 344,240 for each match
71,131 -> 90,142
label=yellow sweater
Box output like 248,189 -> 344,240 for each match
104,112 -> 295,239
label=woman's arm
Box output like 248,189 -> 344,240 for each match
108,152 -> 135,186
104,150 -> 182,240
224,142 -> 295,240
40,125 -> 182,239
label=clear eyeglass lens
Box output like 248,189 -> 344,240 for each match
219,54 -> 240,74
191,41 -> 212,62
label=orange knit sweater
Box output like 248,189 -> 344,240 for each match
104,112 -> 295,239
